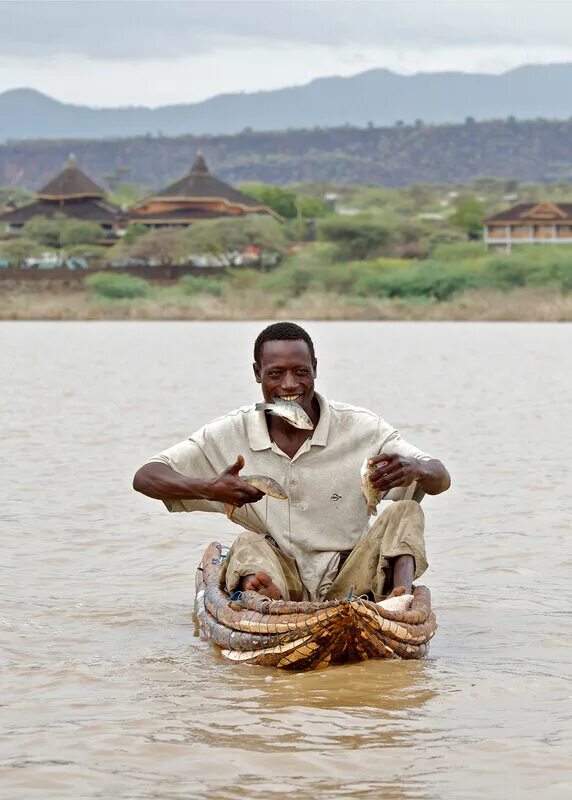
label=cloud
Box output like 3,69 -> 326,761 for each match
2,0 -> 572,61
3,0 -> 572,107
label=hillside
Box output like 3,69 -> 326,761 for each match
3,64 -> 572,140
2,117 -> 572,190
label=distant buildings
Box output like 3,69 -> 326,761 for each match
127,153 -> 276,228
0,153 -> 276,239
0,155 -> 120,235
484,202 -> 572,252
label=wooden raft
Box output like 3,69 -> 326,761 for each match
195,543 -> 437,670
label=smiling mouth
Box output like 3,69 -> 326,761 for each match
276,394 -> 302,402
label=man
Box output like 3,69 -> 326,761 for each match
133,322 -> 450,602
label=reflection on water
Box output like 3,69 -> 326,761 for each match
1,321 -> 571,800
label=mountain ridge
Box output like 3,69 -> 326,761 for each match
2,116 -> 572,190
3,63 -> 572,141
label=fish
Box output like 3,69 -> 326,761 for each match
224,475 -> 288,519
360,456 -> 381,516
376,593 -> 414,613
255,398 -> 314,431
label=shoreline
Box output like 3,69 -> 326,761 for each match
1,287 -> 571,321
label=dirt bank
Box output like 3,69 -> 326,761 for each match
1,287 -> 571,321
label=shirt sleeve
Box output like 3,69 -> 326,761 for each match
377,427 -> 433,503
379,429 -> 432,461
146,439 -> 224,514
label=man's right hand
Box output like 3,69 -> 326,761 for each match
207,455 -> 265,507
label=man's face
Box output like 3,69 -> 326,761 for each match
253,339 -> 317,414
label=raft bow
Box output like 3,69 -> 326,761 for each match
195,542 -> 437,670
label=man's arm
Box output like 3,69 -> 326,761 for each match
368,454 -> 451,496
133,455 -> 264,506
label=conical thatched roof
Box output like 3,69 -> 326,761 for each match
37,155 -> 105,200
153,153 -> 263,209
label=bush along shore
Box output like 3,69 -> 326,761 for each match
2,242 -> 572,321
1,192 -> 572,321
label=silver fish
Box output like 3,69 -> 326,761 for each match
360,456 -> 381,516
224,475 -> 288,519
255,398 -> 314,431
376,593 -> 414,613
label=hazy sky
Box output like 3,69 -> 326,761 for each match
2,0 -> 572,107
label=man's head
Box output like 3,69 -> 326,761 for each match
253,322 -> 317,412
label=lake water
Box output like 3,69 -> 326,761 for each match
1,321 -> 571,799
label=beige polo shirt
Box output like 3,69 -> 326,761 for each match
147,392 -> 431,599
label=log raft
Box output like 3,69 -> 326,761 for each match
195,542 -> 437,670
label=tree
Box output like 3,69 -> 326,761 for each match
60,220 -> 104,247
127,228 -> 187,265
22,215 -> 65,248
296,195 -> 331,219
108,183 -> 148,208
22,215 -> 105,249
121,223 -> 148,246
0,186 -> 34,207
185,216 -> 286,266
0,237 -> 41,266
239,183 -> 298,219
317,216 -> 394,260
451,194 -> 486,240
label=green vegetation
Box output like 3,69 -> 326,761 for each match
450,194 -> 487,240
185,216 -> 287,265
180,275 -> 223,296
0,186 -> 34,207
21,215 -> 104,248
317,216 -> 394,260
239,184 -> 298,218
86,272 -> 150,299
8,117 -> 572,189
3,176 -> 572,319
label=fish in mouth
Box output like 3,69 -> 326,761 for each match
224,475 -> 289,520
255,397 -> 314,430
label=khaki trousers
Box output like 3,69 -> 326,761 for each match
220,499 -> 427,601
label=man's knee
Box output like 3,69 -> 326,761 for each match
384,499 -> 425,523
232,529 -> 264,548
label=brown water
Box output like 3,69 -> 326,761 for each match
2,321 -> 571,800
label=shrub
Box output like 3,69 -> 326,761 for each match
259,245 -> 335,297
86,272 -> 150,299
179,275 -> 223,296
431,242 -> 486,261
484,249 -> 572,292
225,268 -> 261,291
355,261 -> 485,301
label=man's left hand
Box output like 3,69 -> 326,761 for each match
368,454 -> 424,492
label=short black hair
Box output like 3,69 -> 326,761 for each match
253,321 -> 316,366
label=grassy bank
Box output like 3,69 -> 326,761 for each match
2,241 -> 572,321
2,286 -> 571,321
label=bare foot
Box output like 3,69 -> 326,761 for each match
239,572 -> 281,600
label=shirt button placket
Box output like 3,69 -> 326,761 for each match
288,464 -> 297,505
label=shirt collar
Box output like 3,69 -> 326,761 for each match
246,391 -> 330,451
